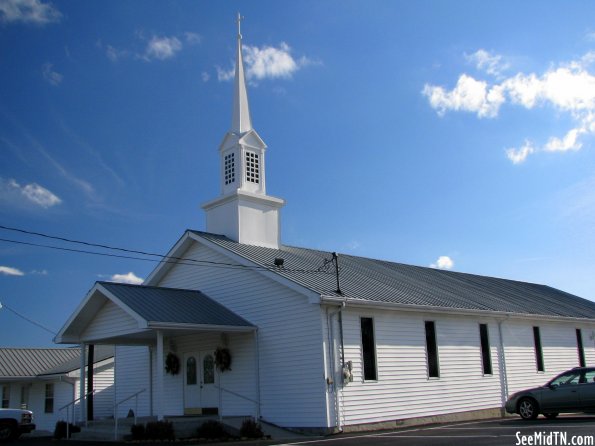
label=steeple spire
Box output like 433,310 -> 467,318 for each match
232,12 -> 252,134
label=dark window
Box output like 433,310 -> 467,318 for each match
44,383 -> 54,413
360,317 -> 377,381
203,354 -> 215,384
425,321 -> 440,378
1,385 -> 8,408
186,357 -> 197,385
479,324 -> 492,375
576,329 -> 586,367
533,326 -> 544,372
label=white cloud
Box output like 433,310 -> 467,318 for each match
506,140 -> 536,164
422,74 -> 505,118
0,266 -> 25,276
425,51 -> 595,163
105,45 -> 129,62
465,49 -> 510,77
42,62 -> 62,86
143,36 -> 182,61
201,71 -> 210,82
109,272 -> 144,285
0,177 -> 61,208
218,42 -> 313,82
184,32 -> 201,45
0,0 -> 61,24
430,256 -> 454,270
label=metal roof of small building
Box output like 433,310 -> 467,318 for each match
0,345 -> 114,378
99,282 -> 254,328
191,230 -> 595,320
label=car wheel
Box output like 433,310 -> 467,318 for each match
544,413 -> 559,419
518,398 -> 539,420
0,422 -> 16,441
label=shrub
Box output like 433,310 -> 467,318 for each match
145,420 -> 175,440
196,420 -> 228,439
239,418 -> 264,439
130,423 -> 145,440
53,420 -> 80,439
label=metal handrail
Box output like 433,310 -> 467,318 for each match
214,385 -> 259,421
58,389 -> 95,439
114,388 -> 146,441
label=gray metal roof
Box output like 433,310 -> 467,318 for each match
0,345 -> 114,378
191,230 -> 595,320
99,282 -> 254,327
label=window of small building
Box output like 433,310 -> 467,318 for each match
533,326 -> 544,372
44,383 -> 54,413
425,321 -> 440,378
576,328 -> 586,367
360,317 -> 377,381
20,385 -> 28,410
224,153 -> 235,185
203,354 -> 215,385
1,385 -> 9,408
479,323 -> 492,375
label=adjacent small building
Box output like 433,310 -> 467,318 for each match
0,346 -> 114,431
54,17 -> 595,433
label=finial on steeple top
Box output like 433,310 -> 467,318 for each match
237,12 -> 243,39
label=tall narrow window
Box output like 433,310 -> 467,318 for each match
20,385 -> 28,410
533,326 -> 544,372
44,383 -> 54,413
576,329 -> 586,367
479,324 -> 492,375
360,317 -> 377,381
1,385 -> 9,408
425,321 -> 440,378
224,153 -> 235,185
203,354 -> 215,385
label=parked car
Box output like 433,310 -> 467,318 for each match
0,408 -> 35,441
505,367 -> 595,420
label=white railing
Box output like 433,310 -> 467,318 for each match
214,385 -> 259,421
113,388 -> 146,440
58,389 -> 95,439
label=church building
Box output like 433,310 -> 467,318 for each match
55,17 -> 595,433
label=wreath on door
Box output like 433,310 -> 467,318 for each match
165,352 -> 180,375
214,347 -> 232,372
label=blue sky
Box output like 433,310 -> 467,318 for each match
1,0 -> 595,347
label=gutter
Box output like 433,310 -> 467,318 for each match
326,301 -> 346,432
320,295 -> 595,324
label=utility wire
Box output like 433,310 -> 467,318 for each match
0,301 -> 57,335
0,226 -> 333,275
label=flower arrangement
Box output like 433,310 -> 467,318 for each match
214,347 -> 232,372
165,352 -> 180,375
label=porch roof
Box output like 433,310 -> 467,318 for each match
55,282 -> 256,344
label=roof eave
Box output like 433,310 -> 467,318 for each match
320,295 -> 595,324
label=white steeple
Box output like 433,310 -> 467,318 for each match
232,13 -> 252,134
202,14 -> 285,249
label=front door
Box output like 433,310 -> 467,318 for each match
183,351 -> 218,415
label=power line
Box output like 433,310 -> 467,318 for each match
0,301 -> 57,335
0,226 -> 332,275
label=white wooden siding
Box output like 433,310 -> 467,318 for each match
70,357 -> 115,421
114,346 -> 151,418
503,321 -> 595,394
81,300 -> 138,342
156,241 -> 327,428
337,310 -> 502,425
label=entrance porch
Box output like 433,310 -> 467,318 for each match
54,282 -> 259,423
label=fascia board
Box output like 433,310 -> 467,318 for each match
144,232 -> 194,286
320,296 -> 595,324
189,232 -> 321,302
54,283 -> 107,343
147,322 -> 256,332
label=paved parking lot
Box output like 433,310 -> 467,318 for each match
278,416 -> 595,446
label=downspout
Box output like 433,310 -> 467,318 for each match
326,301 -> 346,432
497,317 -> 510,409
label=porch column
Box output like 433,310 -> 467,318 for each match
156,331 -> 164,420
79,343 -> 86,423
